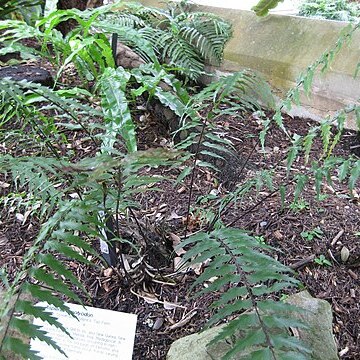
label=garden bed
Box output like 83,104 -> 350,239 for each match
0,58 -> 359,358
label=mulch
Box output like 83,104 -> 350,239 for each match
0,61 -> 359,359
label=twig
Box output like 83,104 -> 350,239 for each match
330,229 -> 344,246
289,255 -> 315,270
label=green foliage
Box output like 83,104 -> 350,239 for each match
0,1 -> 232,82
299,0 -> 360,22
0,69 -> 185,358
289,199 -> 310,213
99,67 -> 136,153
252,0 -> 285,16
314,255 -> 332,266
179,228 -> 309,359
176,70 -> 274,160
0,0 -> 43,21
300,227 -> 323,241
0,1 -> 359,359
99,1 -> 232,80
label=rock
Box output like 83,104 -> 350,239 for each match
167,291 -> 339,360
166,324 -> 230,360
0,65 -> 54,87
0,288 -> 34,360
285,291 -> 339,360
116,42 -> 146,70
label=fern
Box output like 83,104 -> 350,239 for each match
179,228 -> 310,360
99,66 -> 136,153
95,1 -> 232,81
0,199 -> 98,359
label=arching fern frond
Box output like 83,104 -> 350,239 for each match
0,199 -> 100,360
175,70 -> 274,175
179,228 -> 310,360
178,12 -> 232,65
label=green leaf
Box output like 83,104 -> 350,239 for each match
35,253 -> 85,292
279,185 -> 286,210
2,336 -> 41,360
29,268 -> 81,303
252,0 -> 285,16
22,283 -> 73,316
349,160 -> 360,191
10,318 -> 67,356
43,241 -> 90,264
99,67 -> 136,153
337,159 -> 349,182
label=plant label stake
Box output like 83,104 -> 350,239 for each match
111,33 -> 118,64
98,210 -> 117,267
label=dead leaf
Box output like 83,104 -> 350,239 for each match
177,186 -> 186,194
173,257 -> 185,272
340,246 -> 350,263
0,181 -> 10,188
169,309 -> 197,330
167,211 -> 183,221
0,232 -> 8,247
170,233 -> 186,256
103,268 -> 113,277
273,230 -> 283,240
190,262 -> 203,275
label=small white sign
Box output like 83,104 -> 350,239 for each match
30,302 -> 137,360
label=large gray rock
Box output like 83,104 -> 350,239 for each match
167,291 -> 339,360
285,291 -> 339,360
167,324 -> 231,360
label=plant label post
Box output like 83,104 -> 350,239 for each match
111,33 -> 118,63
98,210 -> 118,267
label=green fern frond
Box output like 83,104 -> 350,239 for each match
179,227 -> 308,359
0,196 -> 103,359
178,13 -> 232,64
99,66 -> 136,153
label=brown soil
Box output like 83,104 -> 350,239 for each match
0,63 -> 359,359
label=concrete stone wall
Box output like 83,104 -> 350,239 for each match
140,0 -> 360,129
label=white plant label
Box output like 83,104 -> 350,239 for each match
30,302 -> 137,360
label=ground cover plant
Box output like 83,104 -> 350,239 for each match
0,1 -> 360,359
299,0 -> 360,22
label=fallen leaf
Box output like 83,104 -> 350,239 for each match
173,257 -> 185,272
103,268 -> 113,277
273,230 -> 283,240
177,186 -> 186,194
0,181 -> 10,188
152,317 -> 164,330
340,246 -> 350,263
170,233 -> 186,256
169,310 -> 197,330
167,211 -> 183,221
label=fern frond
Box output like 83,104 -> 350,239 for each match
179,228 -> 308,359
0,196 -> 103,359
99,66 -> 136,153
178,14 -> 232,64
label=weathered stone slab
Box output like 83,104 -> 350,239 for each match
140,0 -> 360,129
167,291 -> 339,360
285,291 -> 339,360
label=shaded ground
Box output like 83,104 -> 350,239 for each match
0,63 -> 359,359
